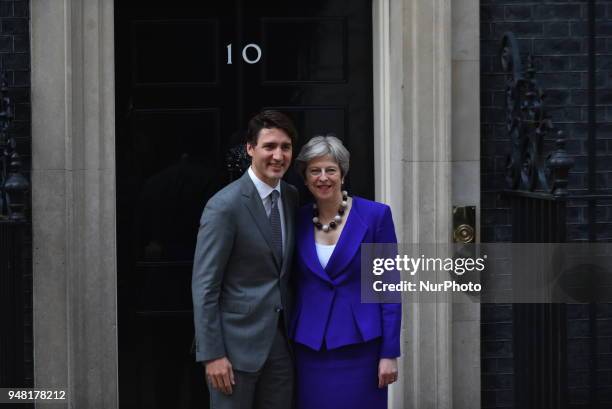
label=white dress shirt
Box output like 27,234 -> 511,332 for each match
248,166 -> 286,251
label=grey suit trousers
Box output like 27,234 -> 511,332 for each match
208,327 -> 293,409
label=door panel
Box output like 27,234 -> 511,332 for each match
115,1 -> 373,407
132,21 -> 219,85
261,18 -> 347,83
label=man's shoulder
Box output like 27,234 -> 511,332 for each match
207,176 -> 246,207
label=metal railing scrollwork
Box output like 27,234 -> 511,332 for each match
0,74 -> 28,221
0,71 -> 30,389
501,32 -> 574,197
225,143 -> 251,182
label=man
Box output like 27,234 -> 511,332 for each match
192,110 -> 298,409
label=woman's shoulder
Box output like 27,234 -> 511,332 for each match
352,197 -> 396,240
297,203 -> 314,226
351,196 -> 391,216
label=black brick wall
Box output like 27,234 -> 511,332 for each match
0,0 -> 32,389
481,1 -> 612,408
482,304 -> 514,408
481,2 -> 612,242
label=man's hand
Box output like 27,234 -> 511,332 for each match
378,358 -> 398,388
205,357 -> 235,395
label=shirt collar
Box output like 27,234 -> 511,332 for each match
248,166 -> 281,200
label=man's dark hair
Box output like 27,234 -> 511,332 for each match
246,110 -> 298,146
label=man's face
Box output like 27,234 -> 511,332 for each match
246,127 -> 293,187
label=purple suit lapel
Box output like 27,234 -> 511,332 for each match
324,202 -> 367,278
299,198 -> 368,282
298,210 -> 332,284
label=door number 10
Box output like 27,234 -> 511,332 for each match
226,43 -> 262,64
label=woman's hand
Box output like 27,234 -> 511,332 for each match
378,358 -> 398,388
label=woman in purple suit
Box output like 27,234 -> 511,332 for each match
290,135 -> 401,409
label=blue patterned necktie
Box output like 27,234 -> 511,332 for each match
269,190 -> 283,263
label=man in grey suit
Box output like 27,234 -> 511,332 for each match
192,110 -> 298,409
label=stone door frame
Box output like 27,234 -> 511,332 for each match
30,1 -> 479,407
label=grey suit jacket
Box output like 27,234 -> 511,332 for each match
192,171 -> 297,372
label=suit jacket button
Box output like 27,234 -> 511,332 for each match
275,306 -> 282,312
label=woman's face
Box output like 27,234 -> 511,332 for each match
305,155 -> 343,202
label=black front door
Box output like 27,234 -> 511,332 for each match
115,1 -> 373,407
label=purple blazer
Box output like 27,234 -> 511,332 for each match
290,196 -> 401,358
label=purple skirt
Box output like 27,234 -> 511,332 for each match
294,339 -> 387,409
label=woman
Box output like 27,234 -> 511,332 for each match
290,135 -> 401,409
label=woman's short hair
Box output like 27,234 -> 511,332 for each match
295,134 -> 350,179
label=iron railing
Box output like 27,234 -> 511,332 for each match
0,73 -> 30,390
501,30 -> 611,409
500,31 -> 571,409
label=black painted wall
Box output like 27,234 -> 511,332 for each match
0,0 -> 32,390
481,1 -> 612,408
